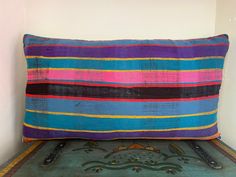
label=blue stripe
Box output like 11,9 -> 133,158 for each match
24,112 -> 217,131
27,58 -> 224,70
24,34 -> 228,47
26,97 -> 218,116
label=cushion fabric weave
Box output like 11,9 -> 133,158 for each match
23,34 -> 229,141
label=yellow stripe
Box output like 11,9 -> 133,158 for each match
23,121 -> 217,133
108,133 -> 220,140
0,142 -> 42,177
23,132 -> 220,142
26,56 -> 224,61
27,68 -> 222,72
211,139 -> 236,159
25,109 -> 217,119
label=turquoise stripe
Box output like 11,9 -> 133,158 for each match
24,111 -> 217,131
26,97 -> 218,116
24,34 -> 228,47
27,58 -> 224,70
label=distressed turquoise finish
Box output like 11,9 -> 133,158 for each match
1,140 -> 236,177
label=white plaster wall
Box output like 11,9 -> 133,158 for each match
0,0 -> 26,165
216,0 -> 236,150
25,0 -> 216,39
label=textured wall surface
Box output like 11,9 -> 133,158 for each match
0,0 -> 26,165
216,0 -> 236,150
25,0 -> 216,39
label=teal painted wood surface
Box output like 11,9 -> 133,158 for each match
1,139 -> 236,177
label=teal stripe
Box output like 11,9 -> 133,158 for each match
27,58 -> 224,70
24,34 -> 228,47
24,111 -> 217,131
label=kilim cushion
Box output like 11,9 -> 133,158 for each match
23,34 -> 229,141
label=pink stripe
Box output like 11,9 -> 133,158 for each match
28,69 -> 222,83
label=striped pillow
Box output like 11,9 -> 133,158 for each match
23,34 -> 229,141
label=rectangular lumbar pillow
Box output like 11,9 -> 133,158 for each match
23,34 -> 229,141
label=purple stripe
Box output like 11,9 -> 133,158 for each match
25,45 -> 229,58
23,125 -> 218,140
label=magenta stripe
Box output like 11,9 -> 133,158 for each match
28,69 -> 222,83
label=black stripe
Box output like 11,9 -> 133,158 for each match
26,83 -> 221,99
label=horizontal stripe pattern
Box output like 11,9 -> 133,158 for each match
23,124 -> 219,140
25,45 -> 229,58
27,69 -> 223,83
27,58 -> 224,70
26,55 -> 225,61
26,94 -> 219,102
23,34 -> 229,141
26,83 -> 221,99
24,34 -> 228,47
24,111 -> 217,131
26,97 -> 219,116
25,109 -> 217,119
26,80 -> 222,87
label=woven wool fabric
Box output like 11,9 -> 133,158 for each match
23,34 -> 229,141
